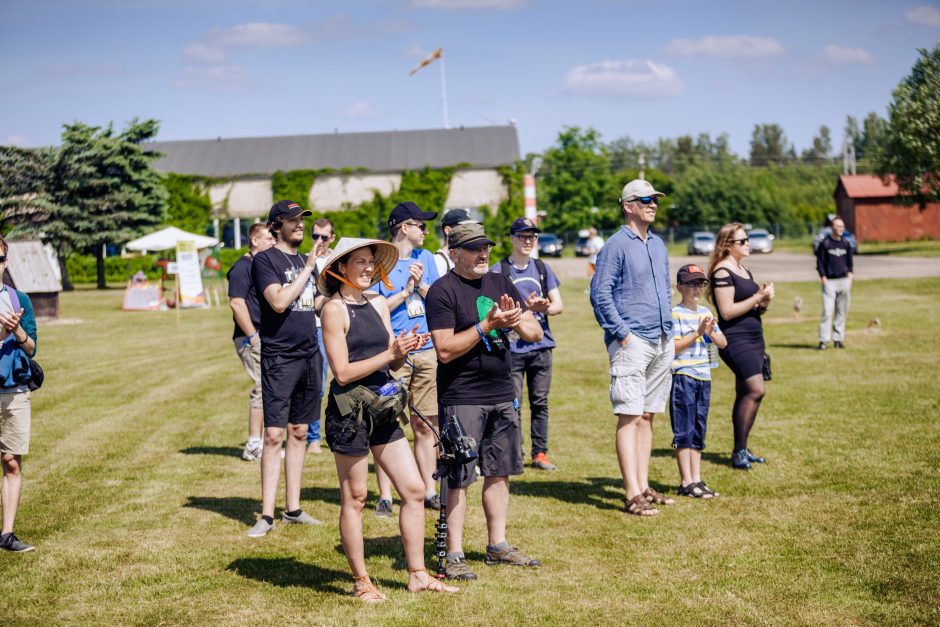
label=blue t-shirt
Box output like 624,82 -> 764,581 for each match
374,248 -> 440,351
488,258 -> 559,354
671,303 -> 720,381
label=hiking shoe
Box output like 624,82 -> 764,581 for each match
246,519 -> 274,538
375,499 -> 393,518
0,532 -> 35,553
817,342 -> 827,350
834,341 -> 845,349
445,557 -> 478,580
424,494 -> 441,511
242,440 -> 263,461
744,449 -> 765,464
484,544 -> 541,567
282,510 -> 322,525
731,449 -> 752,470
531,452 -> 557,471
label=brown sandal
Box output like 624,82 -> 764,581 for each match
352,575 -> 388,603
407,568 -> 459,594
643,487 -> 675,506
625,494 -> 659,516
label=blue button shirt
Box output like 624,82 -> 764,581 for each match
590,225 -> 673,345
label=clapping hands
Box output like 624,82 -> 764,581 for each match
391,324 -> 430,359
483,294 -> 522,332
696,315 -> 716,338
526,291 -> 550,313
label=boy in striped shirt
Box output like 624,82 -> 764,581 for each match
670,264 -> 727,499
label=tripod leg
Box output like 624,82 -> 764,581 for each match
435,477 -> 449,580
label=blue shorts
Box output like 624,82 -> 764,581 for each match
669,374 -> 711,450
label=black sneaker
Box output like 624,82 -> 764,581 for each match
445,557 -> 478,580
484,544 -> 541,567
731,449 -> 752,470
424,494 -> 441,511
0,532 -> 35,553
817,342 -> 827,350
375,499 -> 393,518
834,341 -> 845,349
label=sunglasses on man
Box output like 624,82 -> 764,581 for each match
403,221 -> 427,232
311,233 -> 332,241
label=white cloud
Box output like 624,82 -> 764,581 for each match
175,65 -> 252,92
665,35 -> 785,59
823,45 -> 875,64
905,5 -> 940,26
208,22 -> 309,47
3,135 -> 30,146
564,59 -> 684,97
183,43 -> 226,63
410,0 -> 527,10
342,100 -> 377,117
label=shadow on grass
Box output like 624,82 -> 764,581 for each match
227,557 -> 376,595
768,343 -> 824,350
300,486 -> 342,507
511,476 -> 625,511
184,496 -> 258,526
179,446 -> 243,458
651,447 -> 731,467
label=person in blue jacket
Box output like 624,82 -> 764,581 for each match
0,235 -> 39,553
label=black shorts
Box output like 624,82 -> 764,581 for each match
261,352 -> 323,429
442,402 -> 523,489
324,390 -> 405,457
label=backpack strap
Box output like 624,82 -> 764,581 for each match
534,258 -> 549,298
436,250 -> 452,271
6,285 -> 21,312
499,258 -> 512,283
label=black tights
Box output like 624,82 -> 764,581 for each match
732,374 -> 765,451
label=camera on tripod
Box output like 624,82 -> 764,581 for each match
438,415 -> 478,467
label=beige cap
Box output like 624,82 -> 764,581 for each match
620,179 -> 665,202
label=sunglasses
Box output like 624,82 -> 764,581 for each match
630,196 -> 657,205
311,233 -> 331,241
732,238 -> 750,245
682,280 -> 708,288
513,234 -> 538,242
0,256 -> 6,262
403,221 -> 427,232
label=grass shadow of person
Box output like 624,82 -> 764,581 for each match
300,486 -> 341,507
651,447 -> 733,467
179,446 -> 243,458
227,557 -> 356,596
510,477 -> 623,511
184,495 -> 258,526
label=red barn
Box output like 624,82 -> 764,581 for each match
834,175 -> 940,243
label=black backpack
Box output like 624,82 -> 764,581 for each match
498,257 -> 550,329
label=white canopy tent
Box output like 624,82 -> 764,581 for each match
125,227 -> 219,252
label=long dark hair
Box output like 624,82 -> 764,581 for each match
322,245 -> 377,296
706,222 -> 745,303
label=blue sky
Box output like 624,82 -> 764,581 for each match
2,0 -> 938,159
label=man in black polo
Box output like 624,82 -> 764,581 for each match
426,222 -> 545,581
248,200 -> 323,537
816,217 -> 854,350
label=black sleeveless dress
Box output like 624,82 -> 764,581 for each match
710,267 -> 765,379
324,299 -> 405,456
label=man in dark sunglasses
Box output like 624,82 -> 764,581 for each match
590,179 -> 675,516
305,217 -> 337,454
371,201 -> 444,515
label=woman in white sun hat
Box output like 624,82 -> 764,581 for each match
319,237 -> 459,602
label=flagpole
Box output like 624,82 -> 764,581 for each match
439,53 -> 450,129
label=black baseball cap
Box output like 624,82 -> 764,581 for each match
388,201 -> 438,230
448,223 -> 495,250
268,199 -> 311,224
509,217 -> 541,235
441,208 -> 475,228
677,264 -> 707,284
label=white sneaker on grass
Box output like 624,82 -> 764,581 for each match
282,510 -> 322,525
242,440 -> 263,461
246,519 -> 274,538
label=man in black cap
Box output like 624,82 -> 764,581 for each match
434,208 -> 475,277
426,222 -> 544,581
372,201 -> 443,515
247,199 -> 323,537
491,217 -> 564,471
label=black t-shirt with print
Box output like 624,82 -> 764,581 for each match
251,247 -> 319,359
226,254 -> 261,340
426,271 -> 526,405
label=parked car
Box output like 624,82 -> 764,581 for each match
687,231 -> 716,255
574,229 -> 591,256
747,228 -> 774,253
812,227 -> 858,254
538,233 -> 564,257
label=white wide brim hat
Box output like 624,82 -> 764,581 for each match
316,237 -> 399,294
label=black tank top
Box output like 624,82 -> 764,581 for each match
710,267 -> 763,335
342,298 -> 390,389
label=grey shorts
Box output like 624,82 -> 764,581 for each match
234,337 -> 263,408
607,333 -> 674,416
441,402 -> 523,488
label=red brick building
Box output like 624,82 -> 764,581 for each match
835,175 -> 940,243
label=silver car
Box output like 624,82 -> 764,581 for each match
747,229 -> 774,254
687,231 -> 716,255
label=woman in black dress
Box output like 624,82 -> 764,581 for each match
707,223 -> 775,470
320,238 -> 458,602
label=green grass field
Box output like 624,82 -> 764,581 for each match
2,276 -> 938,625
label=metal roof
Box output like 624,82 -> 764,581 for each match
837,174 -> 899,198
145,125 -> 520,177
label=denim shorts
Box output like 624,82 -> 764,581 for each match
607,333 -> 674,416
669,374 -> 710,450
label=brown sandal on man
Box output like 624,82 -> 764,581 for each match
643,487 -> 676,506
407,568 -> 459,594
625,494 -> 659,516
352,575 -> 388,603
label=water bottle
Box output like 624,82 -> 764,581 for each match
378,379 -> 404,397
703,334 -> 720,369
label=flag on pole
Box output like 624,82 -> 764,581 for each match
409,47 -> 442,76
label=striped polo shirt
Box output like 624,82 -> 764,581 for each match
671,304 -> 720,381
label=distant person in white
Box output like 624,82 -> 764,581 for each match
434,209 -> 476,278
586,227 -> 605,278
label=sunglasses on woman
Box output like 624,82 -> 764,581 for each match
732,237 -> 749,245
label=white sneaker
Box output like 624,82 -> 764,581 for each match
282,510 -> 322,525
246,519 -> 274,537
242,440 -> 263,461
